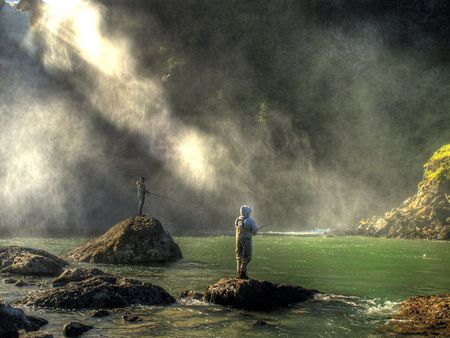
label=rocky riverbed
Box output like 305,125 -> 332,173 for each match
0,234 -> 448,337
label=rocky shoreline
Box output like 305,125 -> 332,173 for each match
387,294 -> 450,336
340,145 -> 450,240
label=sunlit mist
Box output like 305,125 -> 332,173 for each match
35,0 -> 218,190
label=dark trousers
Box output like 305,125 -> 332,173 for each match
138,196 -> 145,215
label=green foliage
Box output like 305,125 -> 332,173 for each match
424,144 -> 450,183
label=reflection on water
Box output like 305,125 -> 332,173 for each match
0,236 -> 448,337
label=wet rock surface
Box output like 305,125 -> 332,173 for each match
62,322 -> 93,337
69,215 -> 182,264
184,278 -> 318,311
0,301 -> 48,337
123,312 -> 143,322
341,145 -> 450,240
91,310 -> 111,318
16,267 -> 175,309
179,290 -> 204,301
0,246 -> 68,277
388,294 -> 450,336
52,267 -> 108,287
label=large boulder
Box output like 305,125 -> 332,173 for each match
387,294 -> 450,336
182,278 -> 318,311
342,144 -> 450,240
16,268 -> 175,309
0,301 -> 48,337
69,216 -> 182,264
0,246 -> 68,277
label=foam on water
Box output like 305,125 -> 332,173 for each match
315,293 -> 399,318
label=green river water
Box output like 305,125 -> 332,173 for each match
0,235 -> 448,337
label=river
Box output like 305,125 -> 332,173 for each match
0,235 -> 448,337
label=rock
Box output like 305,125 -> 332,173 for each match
203,278 -> 318,311
69,215 -> 182,264
340,145 -> 450,240
91,310 -> 111,318
256,320 -> 268,325
17,268 -> 175,309
62,322 -> 93,337
123,312 -> 142,322
15,279 -> 29,287
179,290 -> 204,301
0,246 -> 68,277
387,294 -> 449,336
24,333 -> 54,338
52,268 -> 111,287
3,277 -> 17,284
24,333 -> 53,338
0,302 -> 48,337
27,316 -> 49,329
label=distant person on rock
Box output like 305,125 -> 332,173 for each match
235,205 -> 258,279
136,177 -> 150,215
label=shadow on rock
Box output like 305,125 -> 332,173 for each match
181,278 -> 319,311
16,267 -> 175,309
69,215 -> 182,264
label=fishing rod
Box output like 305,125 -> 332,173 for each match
147,190 -> 203,210
257,224 -> 272,231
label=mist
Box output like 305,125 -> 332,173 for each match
0,0 -> 449,235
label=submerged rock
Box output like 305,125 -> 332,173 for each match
123,312 -> 143,322
0,302 -> 48,337
388,294 -> 449,336
91,310 -> 111,318
179,290 -> 204,302
15,279 -> 29,287
186,278 -> 318,311
62,322 -> 93,337
0,246 -> 68,277
69,215 -> 182,264
342,144 -> 450,240
17,267 -> 175,309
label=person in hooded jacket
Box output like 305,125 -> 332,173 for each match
235,205 -> 258,279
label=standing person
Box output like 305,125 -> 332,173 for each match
235,205 -> 258,279
136,177 -> 149,215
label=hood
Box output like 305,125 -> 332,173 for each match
240,205 -> 251,218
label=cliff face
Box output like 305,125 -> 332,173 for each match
344,145 -> 450,240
